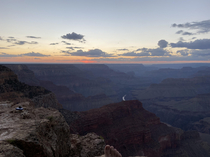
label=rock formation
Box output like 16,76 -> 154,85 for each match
4,64 -> 114,111
70,133 -> 105,157
69,100 -> 210,157
0,65 -> 106,157
141,94 -> 210,130
0,101 -> 71,157
133,76 -> 210,100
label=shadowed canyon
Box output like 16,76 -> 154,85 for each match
1,63 -> 210,156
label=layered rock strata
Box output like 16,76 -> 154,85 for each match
69,100 -> 210,157
0,65 -> 106,157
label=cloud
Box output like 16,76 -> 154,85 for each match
121,48 -> 171,56
158,40 -> 168,48
182,31 -> 194,35
14,41 -> 38,45
0,36 -> 3,40
0,52 -> 21,57
14,41 -> 28,45
50,43 -> 59,45
172,19 -> 210,34
176,30 -> 194,36
66,47 -> 74,50
170,39 -> 210,49
0,47 -> 8,49
61,32 -> 86,43
117,48 -> 129,51
62,41 -> 71,45
177,49 -> 190,56
190,49 -> 210,57
30,41 -> 38,44
66,46 -> 83,50
61,49 -> 114,57
177,49 -> 210,57
22,52 -> 50,57
0,52 -> 49,58
73,47 -> 83,49
7,38 -> 17,42
26,36 -> 41,39
176,30 -> 183,34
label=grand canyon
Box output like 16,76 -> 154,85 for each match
1,63 -> 210,157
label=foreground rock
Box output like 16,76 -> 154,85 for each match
70,133 -> 105,157
0,65 -> 106,157
0,101 -> 71,157
69,100 -> 210,157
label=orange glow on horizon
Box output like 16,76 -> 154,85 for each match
80,60 -> 97,63
1,55 -> 210,64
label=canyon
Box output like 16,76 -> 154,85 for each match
2,64 -> 210,156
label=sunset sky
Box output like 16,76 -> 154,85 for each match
0,0 -> 210,64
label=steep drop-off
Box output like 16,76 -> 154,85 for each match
0,65 -> 106,157
69,100 -> 210,157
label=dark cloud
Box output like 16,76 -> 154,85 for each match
0,52 -> 21,57
182,31 -> 194,35
61,32 -> 86,43
0,52 -> 49,57
0,36 -> 3,40
14,41 -> 38,45
14,41 -> 28,45
7,38 -> 17,42
177,49 -> 190,56
192,37 -> 196,40
62,41 -> 71,45
158,40 -> 168,48
170,39 -> 210,49
26,36 -> 41,39
50,43 -> 59,45
74,47 -> 83,49
8,37 -> 14,38
22,52 -> 50,57
121,48 -> 171,56
176,30 -> 194,35
172,19 -> 210,34
61,49 -> 114,57
117,48 -> 129,51
176,30 -> 183,34
66,47 -> 74,50
190,49 -> 210,57
66,46 -> 83,50
0,47 -> 8,49
177,49 -> 210,57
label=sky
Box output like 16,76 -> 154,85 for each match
0,0 -> 210,64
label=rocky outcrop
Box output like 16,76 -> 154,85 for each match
0,65 -> 61,110
4,64 -> 40,85
69,100 -> 210,157
70,133 -> 105,157
0,65 -> 106,157
0,101 -> 71,157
